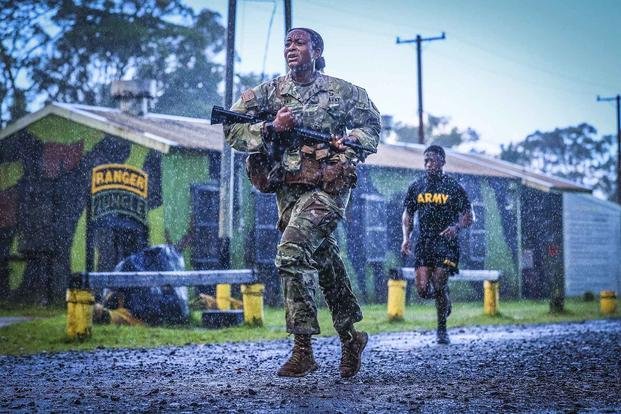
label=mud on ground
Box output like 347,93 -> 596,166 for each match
1,319 -> 620,413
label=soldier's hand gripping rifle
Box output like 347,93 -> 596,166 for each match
210,106 -> 366,156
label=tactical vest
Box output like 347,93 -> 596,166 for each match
244,75 -> 358,194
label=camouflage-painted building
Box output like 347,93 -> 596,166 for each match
2,92 -> 607,306
0,97 -> 226,304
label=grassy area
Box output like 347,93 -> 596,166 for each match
0,298 -> 616,356
0,302 -> 66,318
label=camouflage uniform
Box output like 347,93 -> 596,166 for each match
224,73 -> 381,336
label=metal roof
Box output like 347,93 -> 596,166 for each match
0,102 -> 224,153
1,102 -> 591,193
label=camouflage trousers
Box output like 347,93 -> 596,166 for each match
275,190 -> 363,336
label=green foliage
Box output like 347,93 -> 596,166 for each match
394,114 -> 480,148
0,0 -> 51,125
500,124 -> 617,200
0,299 -> 614,355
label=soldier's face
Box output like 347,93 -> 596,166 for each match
424,151 -> 445,177
284,30 -> 318,72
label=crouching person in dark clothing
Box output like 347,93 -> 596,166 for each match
93,245 -> 190,326
401,145 -> 473,344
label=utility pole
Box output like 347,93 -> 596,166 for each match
396,32 -> 446,145
219,0 -> 236,269
597,94 -> 621,204
284,0 -> 292,34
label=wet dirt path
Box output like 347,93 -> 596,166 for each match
1,319 -> 620,413
0,316 -> 33,328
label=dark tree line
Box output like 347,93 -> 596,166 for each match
393,114 -> 480,148
0,0 -> 270,126
499,124 -> 617,201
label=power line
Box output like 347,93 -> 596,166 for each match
260,0 -> 278,82
428,48 -> 599,97
299,0 -> 439,34
450,34 -> 618,91
297,0 -> 617,92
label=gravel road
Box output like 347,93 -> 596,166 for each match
1,319 -> 620,413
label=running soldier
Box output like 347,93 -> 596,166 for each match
401,145 -> 473,344
223,28 -> 381,377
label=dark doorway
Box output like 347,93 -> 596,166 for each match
93,216 -> 148,272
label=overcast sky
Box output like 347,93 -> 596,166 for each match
191,0 -> 620,154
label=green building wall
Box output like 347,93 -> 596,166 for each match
2,113 -> 524,303
0,115 -> 172,300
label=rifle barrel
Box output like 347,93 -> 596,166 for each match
211,106 -> 365,153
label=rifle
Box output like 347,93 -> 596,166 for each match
210,105 -> 366,154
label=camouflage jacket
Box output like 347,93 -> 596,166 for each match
224,73 -> 381,167
224,73 -> 381,224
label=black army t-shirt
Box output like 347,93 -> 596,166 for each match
403,173 -> 471,239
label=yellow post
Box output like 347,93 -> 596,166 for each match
66,289 -> 95,340
241,283 -> 264,326
600,290 -> 617,315
483,280 -> 499,316
387,279 -> 407,321
216,284 -> 232,310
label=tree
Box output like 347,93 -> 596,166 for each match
0,0 -> 226,126
0,0 -> 53,126
393,114 -> 480,148
499,123 -> 617,200
136,7 -> 226,118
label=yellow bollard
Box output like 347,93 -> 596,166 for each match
387,279 -> 407,321
66,289 -> 95,340
216,284 -> 232,310
483,280 -> 500,316
600,290 -> 617,315
241,283 -> 264,326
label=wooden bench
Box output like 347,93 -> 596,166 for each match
387,268 -> 501,320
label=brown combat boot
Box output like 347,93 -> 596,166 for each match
277,334 -> 318,377
339,331 -> 368,378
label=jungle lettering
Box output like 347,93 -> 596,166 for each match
91,191 -> 147,224
417,193 -> 449,204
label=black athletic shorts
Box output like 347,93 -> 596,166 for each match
414,237 -> 460,275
